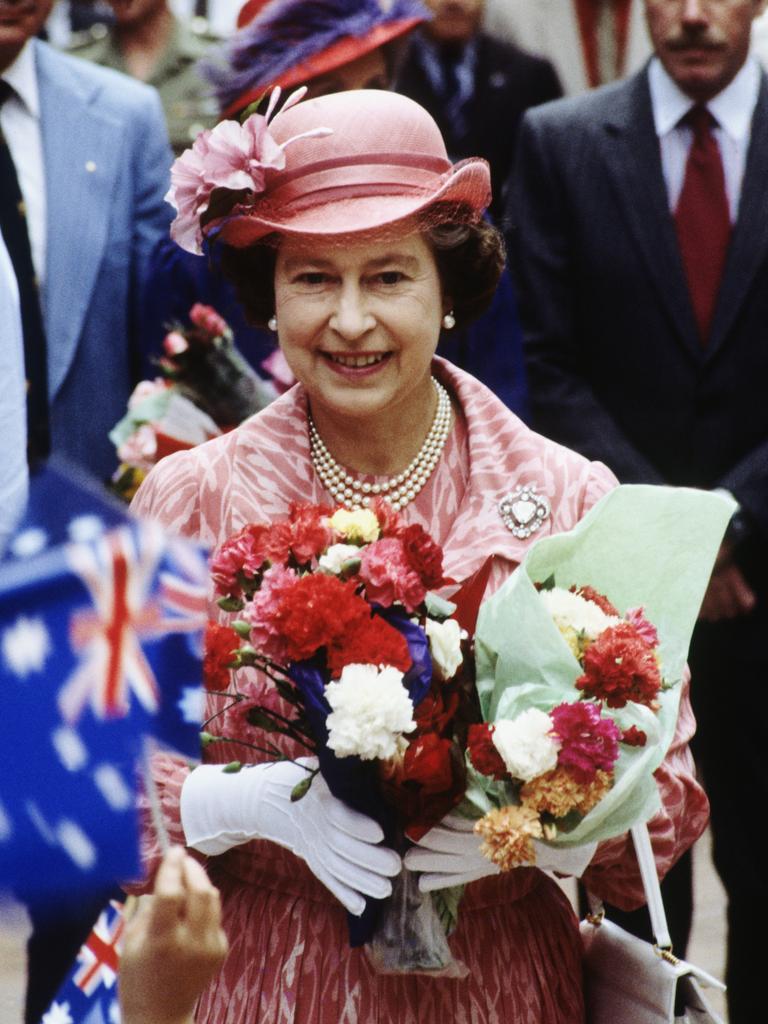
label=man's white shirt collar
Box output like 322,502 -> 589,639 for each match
648,55 -> 760,143
1,40 -> 40,120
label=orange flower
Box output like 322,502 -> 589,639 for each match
521,767 -> 612,819
474,804 -> 543,870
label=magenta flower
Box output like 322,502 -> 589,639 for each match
549,701 -> 621,784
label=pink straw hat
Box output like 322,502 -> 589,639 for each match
167,88 -> 492,254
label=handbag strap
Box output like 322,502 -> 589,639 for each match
630,821 -> 673,951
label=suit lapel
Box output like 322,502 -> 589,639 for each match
35,41 -> 124,399
707,76 -> 768,357
599,71 -> 702,358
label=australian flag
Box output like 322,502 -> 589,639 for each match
0,462 -> 208,903
38,898 -> 127,1024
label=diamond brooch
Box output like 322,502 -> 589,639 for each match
498,485 -> 551,539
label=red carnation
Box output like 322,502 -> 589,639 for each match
576,622 -> 662,709
414,683 -> 460,736
369,497 -> 404,537
467,723 -> 508,780
380,734 -> 466,840
203,621 -> 240,692
621,726 -> 648,747
550,701 -> 621,783
359,537 -> 427,612
569,584 -> 620,617
326,613 -> 412,677
285,503 -> 334,564
271,574 -> 371,663
400,523 -> 445,589
211,523 -> 271,596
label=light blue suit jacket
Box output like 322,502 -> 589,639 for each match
35,40 -> 173,481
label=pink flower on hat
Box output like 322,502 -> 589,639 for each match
166,86 -> 331,254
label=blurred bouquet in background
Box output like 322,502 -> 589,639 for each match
109,304 -> 276,500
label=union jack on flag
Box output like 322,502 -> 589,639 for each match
40,900 -> 126,1024
0,465 -> 209,902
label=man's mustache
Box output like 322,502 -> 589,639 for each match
666,31 -> 725,53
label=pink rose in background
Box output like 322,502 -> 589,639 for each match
163,330 -> 189,355
117,424 -> 158,471
625,606 -> 660,648
359,537 -> 427,613
189,303 -> 229,338
127,378 -> 167,408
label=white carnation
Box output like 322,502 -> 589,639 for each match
492,709 -> 561,782
538,587 -> 620,639
424,617 -> 464,680
318,543 -> 362,575
325,664 -> 416,761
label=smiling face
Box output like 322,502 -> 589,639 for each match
645,0 -> 766,101
273,232 -> 446,442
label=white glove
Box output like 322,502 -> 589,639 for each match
180,757 -> 401,915
404,813 -> 597,892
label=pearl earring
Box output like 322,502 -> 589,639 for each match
442,310 -> 456,330
267,315 -> 278,332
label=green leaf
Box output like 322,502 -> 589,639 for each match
199,731 -> 220,747
431,885 -> 465,936
217,596 -> 244,613
231,619 -> 252,638
222,761 -> 242,773
538,573 -> 556,591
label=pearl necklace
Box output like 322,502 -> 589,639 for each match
308,378 -> 452,511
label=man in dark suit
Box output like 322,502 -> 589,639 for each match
395,0 -> 562,221
507,1 -> 768,1019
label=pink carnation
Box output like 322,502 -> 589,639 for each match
359,537 -> 427,612
166,88 -> 332,254
189,303 -> 229,338
210,524 -> 271,596
242,564 -> 300,661
549,701 -> 621,784
624,606 -> 659,648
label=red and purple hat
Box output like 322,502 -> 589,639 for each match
206,0 -> 430,118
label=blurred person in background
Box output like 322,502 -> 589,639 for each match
395,0 -> 562,222
508,2 -> 768,1016
483,0 -> 652,96
70,0 -> 220,155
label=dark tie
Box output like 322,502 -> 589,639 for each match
673,105 -> 731,345
0,79 -> 50,461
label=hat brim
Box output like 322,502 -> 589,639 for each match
222,19 -> 424,119
209,157 -> 491,249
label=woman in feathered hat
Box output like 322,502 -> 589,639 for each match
129,85 -> 708,1023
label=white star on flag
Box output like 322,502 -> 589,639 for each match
2,616 -> 52,676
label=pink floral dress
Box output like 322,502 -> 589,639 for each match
130,358 -> 709,1024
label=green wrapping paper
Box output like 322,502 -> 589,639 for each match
462,484 -> 736,848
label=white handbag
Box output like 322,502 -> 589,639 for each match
580,823 -> 726,1024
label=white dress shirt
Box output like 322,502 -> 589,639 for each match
1,41 -> 47,286
0,237 -> 28,554
648,56 -> 761,223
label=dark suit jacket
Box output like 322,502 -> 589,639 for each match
396,31 -> 562,220
506,67 -> 768,636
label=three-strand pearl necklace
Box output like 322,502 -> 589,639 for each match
308,377 -> 452,511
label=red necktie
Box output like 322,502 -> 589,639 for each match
673,105 -> 732,345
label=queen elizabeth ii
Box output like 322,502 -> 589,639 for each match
131,88 -> 708,1023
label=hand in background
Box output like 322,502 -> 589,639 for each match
119,846 -> 228,1024
699,542 -> 756,622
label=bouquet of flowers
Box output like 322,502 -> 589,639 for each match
460,484 -> 736,871
202,502 -> 480,974
109,304 -> 276,500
